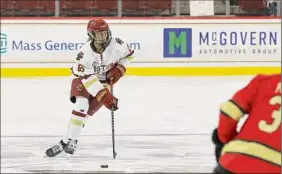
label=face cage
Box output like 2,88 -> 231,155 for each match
88,30 -> 112,48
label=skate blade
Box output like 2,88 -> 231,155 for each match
44,151 -> 70,159
64,153 -> 73,159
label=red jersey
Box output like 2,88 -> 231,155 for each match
217,74 -> 281,173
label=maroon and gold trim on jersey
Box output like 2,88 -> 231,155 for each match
123,50 -> 134,61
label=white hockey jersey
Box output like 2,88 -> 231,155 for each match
71,37 -> 134,96
71,37 -> 134,80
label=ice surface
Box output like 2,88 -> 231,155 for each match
1,76 -> 253,173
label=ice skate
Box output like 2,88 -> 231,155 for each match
45,140 -> 66,157
64,139 -> 78,156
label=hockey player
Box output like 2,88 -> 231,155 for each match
212,74 -> 281,173
45,18 -> 134,157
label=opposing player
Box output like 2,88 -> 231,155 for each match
45,18 -> 134,157
212,74 -> 281,173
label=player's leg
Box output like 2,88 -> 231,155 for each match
60,96 -> 103,154
63,96 -> 89,155
61,97 -> 103,156
45,96 -> 89,157
45,77 -> 91,157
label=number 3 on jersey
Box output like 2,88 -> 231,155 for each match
258,85 -> 281,133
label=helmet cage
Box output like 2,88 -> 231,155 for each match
88,29 -> 112,48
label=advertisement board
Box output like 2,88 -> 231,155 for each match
0,23 -> 142,62
1,18 -> 281,63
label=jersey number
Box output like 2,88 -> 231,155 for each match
258,95 -> 281,133
78,64 -> 84,72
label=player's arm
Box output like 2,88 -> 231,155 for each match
117,42 -> 134,67
71,51 -> 118,111
106,38 -> 134,85
212,75 -> 262,160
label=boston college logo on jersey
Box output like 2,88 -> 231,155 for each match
92,61 -> 99,68
92,62 -> 114,76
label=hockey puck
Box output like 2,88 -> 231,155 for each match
100,164 -> 108,168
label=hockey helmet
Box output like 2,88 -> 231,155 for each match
87,18 -> 112,48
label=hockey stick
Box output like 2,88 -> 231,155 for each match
110,85 -> 117,159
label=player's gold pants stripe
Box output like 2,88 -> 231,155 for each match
71,118 -> 85,126
83,77 -> 98,89
222,140 -> 281,166
102,83 -> 109,88
126,56 -> 134,61
220,100 -> 244,121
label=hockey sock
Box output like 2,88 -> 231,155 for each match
68,113 -> 88,140
62,132 -> 69,144
64,97 -> 89,141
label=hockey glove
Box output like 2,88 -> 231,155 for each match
96,88 -> 118,111
106,64 -> 126,85
212,128 -> 224,162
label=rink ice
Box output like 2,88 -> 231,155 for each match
1,76 -> 253,173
